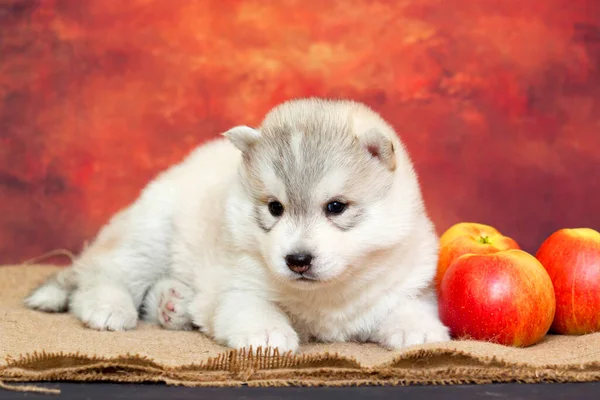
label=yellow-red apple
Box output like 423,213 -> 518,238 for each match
535,228 -> 600,335
436,222 -> 520,291
438,249 -> 555,347
439,222 -> 502,248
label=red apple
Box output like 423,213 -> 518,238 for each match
436,222 -> 520,291
535,228 -> 600,335
438,249 -> 556,347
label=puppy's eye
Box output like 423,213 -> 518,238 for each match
268,201 -> 284,217
326,201 -> 347,215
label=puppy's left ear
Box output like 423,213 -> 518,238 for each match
222,125 -> 261,153
358,129 -> 396,171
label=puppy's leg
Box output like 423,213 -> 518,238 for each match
26,192 -> 173,331
26,255 -> 141,332
373,288 -> 450,349
212,289 -> 299,353
64,224 -> 162,332
142,278 -> 195,331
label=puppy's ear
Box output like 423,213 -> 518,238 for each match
222,125 -> 261,153
358,129 -> 396,171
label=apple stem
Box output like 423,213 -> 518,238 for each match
479,236 -> 492,244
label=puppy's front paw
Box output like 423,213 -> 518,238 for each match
226,324 -> 300,354
82,303 -> 138,331
381,326 -> 450,349
70,285 -> 138,331
379,319 -> 450,349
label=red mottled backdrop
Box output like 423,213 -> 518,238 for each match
1,0 -> 599,264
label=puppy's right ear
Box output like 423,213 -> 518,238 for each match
222,125 -> 261,153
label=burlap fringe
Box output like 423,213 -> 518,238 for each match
2,346 -> 600,394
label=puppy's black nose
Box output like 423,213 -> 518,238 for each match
285,253 -> 313,274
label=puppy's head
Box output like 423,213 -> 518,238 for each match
224,99 -> 421,289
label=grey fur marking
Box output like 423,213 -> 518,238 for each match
244,98 -> 396,233
331,208 -> 365,231
254,205 -> 272,233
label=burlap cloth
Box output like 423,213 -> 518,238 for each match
1,265 -> 600,388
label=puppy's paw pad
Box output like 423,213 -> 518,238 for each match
158,282 -> 193,331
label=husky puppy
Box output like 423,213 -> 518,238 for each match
25,98 -> 450,352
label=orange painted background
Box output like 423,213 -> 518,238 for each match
1,0 -> 599,264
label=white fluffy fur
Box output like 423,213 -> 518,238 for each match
25,98 -> 450,352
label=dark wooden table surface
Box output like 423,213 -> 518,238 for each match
1,382 -> 599,399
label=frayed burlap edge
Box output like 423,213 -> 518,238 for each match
384,347 -> 600,370
2,346 -> 600,395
